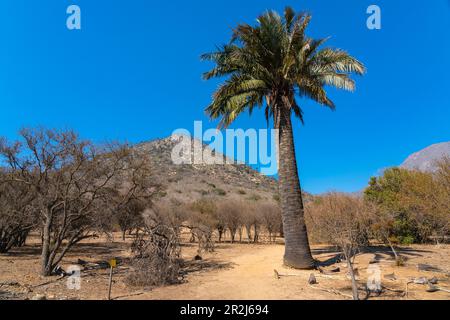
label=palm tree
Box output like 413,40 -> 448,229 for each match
202,7 -> 365,269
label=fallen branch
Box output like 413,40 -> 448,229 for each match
308,284 -> 353,299
315,273 -> 343,280
273,269 -> 303,279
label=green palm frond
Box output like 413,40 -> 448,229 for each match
202,6 -> 365,128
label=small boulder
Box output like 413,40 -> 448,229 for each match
308,274 -> 317,285
413,277 -> 428,285
426,284 -> 440,293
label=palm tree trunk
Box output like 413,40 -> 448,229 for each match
276,106 -> 315,269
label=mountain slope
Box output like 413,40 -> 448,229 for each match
133,135 -> 279,204
400,142 -> 450,172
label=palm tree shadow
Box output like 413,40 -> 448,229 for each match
3,245 -> 41,258
361,246 -> 432,261
315,254 -> 343,268
311,245 -> 432,267
311,246 -> 343,267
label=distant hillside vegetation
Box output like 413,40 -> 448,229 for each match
133,135 -> 282,204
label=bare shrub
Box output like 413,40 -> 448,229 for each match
185,199 -> 217,253
257,202 -> 282,243
127,207 -> 182,287
113,198 -> 146,241
306,193 -> 371,300
217,201 -> 243,243
0,128 -> 157,275
0,174 -> 37,253
242,202 -> 260,243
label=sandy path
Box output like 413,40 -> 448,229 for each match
126,243 -> 450,300
1,239 -> 448,300
129,244 -> 338,300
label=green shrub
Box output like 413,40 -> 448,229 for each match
399,235 -> 415,245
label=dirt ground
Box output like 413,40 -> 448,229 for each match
0,234 -> 449,300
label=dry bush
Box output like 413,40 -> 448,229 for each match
0,128 -> 157,275
306,193 -> 371,300
127,207 -> 182,287
306,193 -> 370,249
216,201 -> 244,243
242,202 -> 260,243
185,199 -> 217,253
0,173 -> 37,253
201,200 -> 282,244
113,198 -> 146,241
257,202 -> 282,243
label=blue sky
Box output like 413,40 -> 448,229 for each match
0,0 -> 449,194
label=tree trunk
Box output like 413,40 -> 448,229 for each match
276,107 -> 315,269
253,224 -> 259,243
343,247 -> 359,300
41,213 -> 52,276
245,226 -> 252,243
230,228 -> 236,243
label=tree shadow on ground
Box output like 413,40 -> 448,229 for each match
67,242 -> 127,257
182,259 -> 234,275
313,245 -> 433,267
2,245 -> 41,259
3,240 -> 129,259
361,246 -> 433,263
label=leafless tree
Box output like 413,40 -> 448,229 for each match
127,206 -> 182,287
214,205 -> 226,243
241,202 -> 261,243
307,193 -> 370,300
0,128 -> 157,275
186,199 -> 217,253
217,201 -> 243,243
0,172 -> 37,253
112,198 -> 146,241
257,202 -> 282,243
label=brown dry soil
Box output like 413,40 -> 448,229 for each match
0,235 -> 449,300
